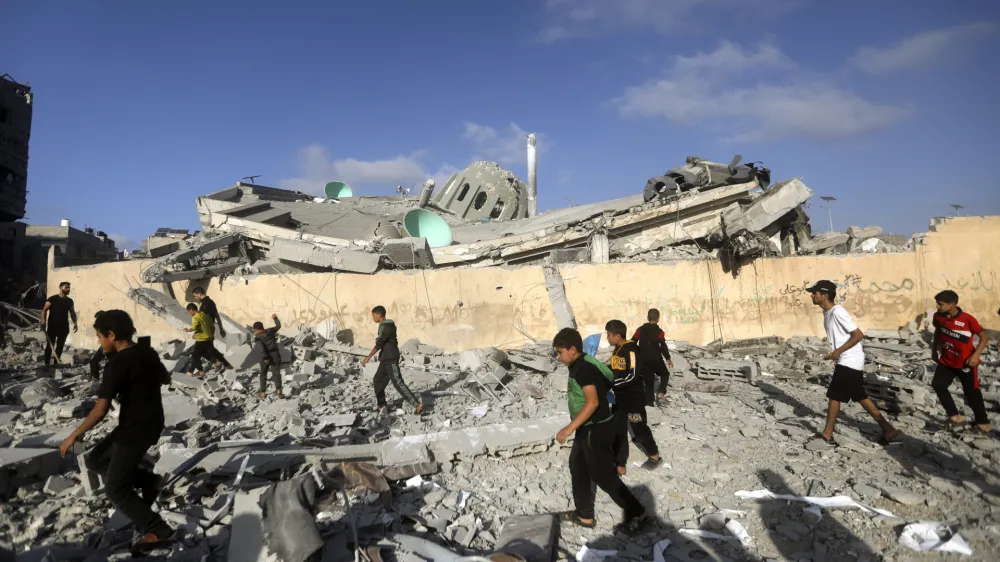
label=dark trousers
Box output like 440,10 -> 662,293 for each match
613,391 -> 659,467
44,327 -> 69,365
373,361 -> 419,407
569,420 -> 646,520
641,361 -> 670,405
189,340 -> 223,372
259,359 -> 282,392
932,363 -> 990,425
85,435 -> 169,535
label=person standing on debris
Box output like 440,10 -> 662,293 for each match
808,280 -> 902,445
183,303 -> 218,377
361,305 -> 423,414
252,313 -> 283,398
931,290 -> 992,435
40,281 -> 78,367
59,309 -> 175,553
633,309 -> 674,405
606,320 -> 663,474
553,327 -> 649,535
191,287 -> 232,371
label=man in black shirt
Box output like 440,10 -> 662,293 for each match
632,308 -> 675,406
605,320 -> 662,473
361,305 -> 422,414
554,328 -> 648,536
60,310 -> 174,552
192,287 -> 232,370
40,281 -> 78,366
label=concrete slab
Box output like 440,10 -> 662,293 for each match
229,487 -> 269,562
170,373 -> 203,390
163,393 -> 200,428
497,514 -> 558,562
0,448 -> 61,498
16,428 -> 73,449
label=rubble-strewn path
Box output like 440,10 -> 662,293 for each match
2,325 -> 998,561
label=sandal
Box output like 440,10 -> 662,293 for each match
813,433 -> 838,446
559,510 -> 596,529
969,425 -> 994,437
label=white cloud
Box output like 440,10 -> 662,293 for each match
613,41 -> 909,140
537,0 -> 797,43
280,145 -> 457,196
852,22 -> 996,73
462,121 -> 543,165
107,233 -> 135,251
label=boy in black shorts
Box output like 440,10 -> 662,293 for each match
808,280 -> 901,445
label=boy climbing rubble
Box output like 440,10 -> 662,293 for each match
59,310 -> 175,554
183,303 -> 220,377
553,327 -> 649,536
605,320 -> 662,474
931,290 -> 992,435
633,308 -> 674,406
808,280 -> 902,446
361,305 -> 423,414
252,313 -> 282,397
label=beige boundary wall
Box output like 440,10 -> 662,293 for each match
49,216 -> 1000,352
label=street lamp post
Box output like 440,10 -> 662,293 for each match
950,204 -> 964,216
820,196 -> 837,232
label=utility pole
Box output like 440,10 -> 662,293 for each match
820,196 -> 837,232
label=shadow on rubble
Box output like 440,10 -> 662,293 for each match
757,469 -> 878,562
576,485 -> 762,562
755,381 -> 1000,484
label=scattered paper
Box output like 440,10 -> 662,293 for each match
457,490 -> 472,509
679,529 -> 733,541
735,489 -> 901,520
679,520 -> 752,545
405,475 -> 424,488
468,405 -> 489,419
652,539 -> 672,562
899,523 -> 972,556
576,545 -> 617,562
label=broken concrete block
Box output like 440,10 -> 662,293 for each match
76,445 -> 104,496
542,261 -> 577,330
865,329 -> 904,340
695,359 -> 757,384
170,373 -> 203,390
294,347 -> 316,361
16,428 -> 73,449
0,448 -> 61,499
497,514 -> 557,562
19,379 -> 64,409
43,474 -> 76,495
225,344 -> 256,370
271,237 -> 380,274
299,361 -> 316,376
381,237 -> 433,268
800,231 -> 850,254
163,393 -> 200,428
505,350 -> 553,373
400,338 -> 421,355
0,405 -> 23,428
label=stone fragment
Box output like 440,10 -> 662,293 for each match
19,379 -> 64,408
43,474 -> 76,495
699,512 -> 727,530
878,484 -> 922,506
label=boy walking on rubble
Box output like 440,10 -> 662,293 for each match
931,290 -> 992,434
253,313 -> 283,398
183,303 -> 219,377
633,309 -> 675,406
606,320 -> 663,474
808,280 -> 902,445
554,327 -> 649,535
192,287 -> 232,371
60,310 -> 175,553
361,306 -> 423,414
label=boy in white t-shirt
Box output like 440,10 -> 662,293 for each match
807,280 -> 902,446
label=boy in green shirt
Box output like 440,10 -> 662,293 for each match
554,327 -> 648,536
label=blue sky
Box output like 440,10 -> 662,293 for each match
4,0 -> 999,250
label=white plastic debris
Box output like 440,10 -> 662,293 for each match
457,490 -> 472,509
652,539 -> 672,562
735,489 -> 901,520
860,238 -> 881,252
576,545 -> 617,562
404,475 -> 424,488
468,405 -> 489,419
725,520 -> 752,546
899,523 -> 972,556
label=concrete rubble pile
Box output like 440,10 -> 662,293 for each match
133,155 -> 914,282
2,312 -> 999,561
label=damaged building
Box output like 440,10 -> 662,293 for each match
140,152 -> 873,285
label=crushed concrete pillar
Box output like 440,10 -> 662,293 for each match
542,260 -> 577,331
